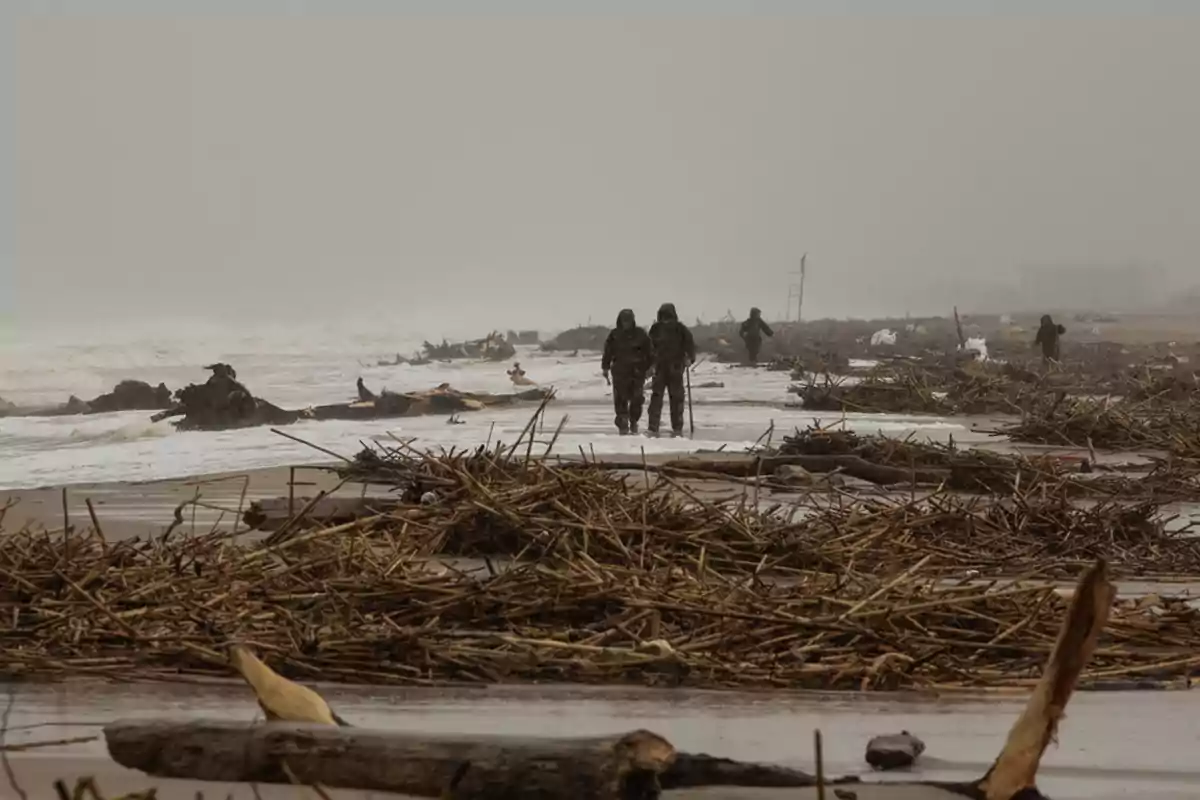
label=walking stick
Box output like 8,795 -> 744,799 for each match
686,364 -> 695,437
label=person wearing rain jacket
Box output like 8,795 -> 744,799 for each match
738,307 -> 775,364
601,309 -> 654,435
1034,314 -> 1066,362
647,302 -> 695,437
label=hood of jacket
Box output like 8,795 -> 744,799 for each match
616,308 -> 636,329
657,303 -> 678,323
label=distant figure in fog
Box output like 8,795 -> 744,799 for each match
739,307 -> 774,365
601,309 -> 653,435
1035,315 -> 1066,362
356,377 -> 376,402
648,303 -> 695,437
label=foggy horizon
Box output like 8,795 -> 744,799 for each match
8,11 -> 1200,341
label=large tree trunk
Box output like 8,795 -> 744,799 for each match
661,753 -> 850,789
104,719 -> 675,800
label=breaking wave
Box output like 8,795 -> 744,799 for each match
65,420 -> 174,446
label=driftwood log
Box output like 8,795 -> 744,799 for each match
662,753 -> 856,789
104,720 -> 676,799
578,455 -> 945,487
930,558 -> 1115,800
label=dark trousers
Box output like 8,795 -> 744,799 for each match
611,371 -> 646,433
648,364 -> 686,433
745,337 -> 762,364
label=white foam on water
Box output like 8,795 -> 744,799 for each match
0,334 -> 995,490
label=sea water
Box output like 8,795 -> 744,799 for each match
1,325 -> 982,490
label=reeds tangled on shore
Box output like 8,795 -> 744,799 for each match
778,426 -> 1070,494
2,446 -> 1200,691
792,363 -> 1066,417
793,491 -> 1199,578
996,392 -> 1200,458
340,441 -> 1200,576
2,517 -> 1198,691
793,359 -> 1200,423
777,424 -> 1200,500
794,368 -> 956,415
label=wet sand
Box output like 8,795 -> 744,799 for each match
0,453 -> 810,541
2,682 -> 1198,799
0,464 -> 350,539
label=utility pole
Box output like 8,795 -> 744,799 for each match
786,253 -> 808,322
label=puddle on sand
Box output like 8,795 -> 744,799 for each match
2,682 -> 1199,799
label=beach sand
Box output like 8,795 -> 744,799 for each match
0,464 -> 349,540
2,681 -> 1198,799
0,451 -> 805,541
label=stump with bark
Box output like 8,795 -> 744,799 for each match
105,721 -> 676,800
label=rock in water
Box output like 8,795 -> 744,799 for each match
88,380 -> 174,413
865,731 -> 925,771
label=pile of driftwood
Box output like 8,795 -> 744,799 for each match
344,442 -> 1200,577
793,364 -> 1047,416
3,516 -> 1195,691
793,356 -> 1200,420
151,364 -> 551,432
794,368 -> 954,415
996,392 -> 1200,457
777,426 -> 1070,494
4,444 -> 1200,691
422,332 -> 516,362
54,559 -> 1122,800
775,425 -> 1200,499
792,489 -> 1200,578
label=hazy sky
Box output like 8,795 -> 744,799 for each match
7,3 -> 1200,337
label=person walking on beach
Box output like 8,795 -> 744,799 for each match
601,308 -> 653,435
1034,314 -> 1066,363
647,302 -> 695,437
738,307 -> 774,365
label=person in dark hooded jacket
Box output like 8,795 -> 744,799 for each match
647,303 -> 696,436
738,307 -> 774,364
601,309 -> 654,434
1034,314 -> 1066,362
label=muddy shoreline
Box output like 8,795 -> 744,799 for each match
3,682 -> 1199,799
0,463 -> 347,540
0,451 -> 828,540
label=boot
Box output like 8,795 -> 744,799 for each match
629,421 -> 639,435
